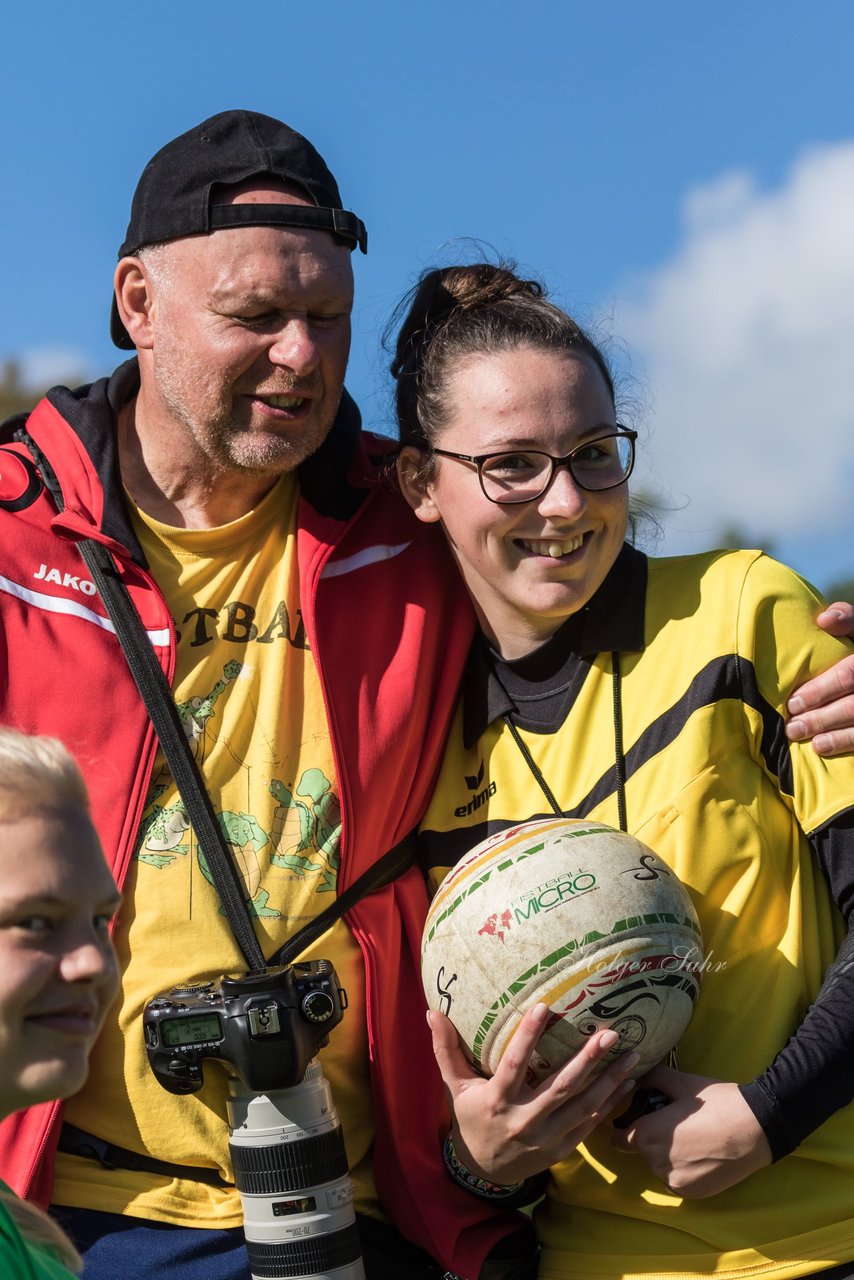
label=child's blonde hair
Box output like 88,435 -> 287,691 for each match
0,726 -> 90,823
0,1193 -> 82,1273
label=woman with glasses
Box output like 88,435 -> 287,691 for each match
392,262 -> 854,1280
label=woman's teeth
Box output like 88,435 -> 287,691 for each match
521,536 -> 584,558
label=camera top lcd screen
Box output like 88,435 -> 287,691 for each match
161,1013 -> 223,1047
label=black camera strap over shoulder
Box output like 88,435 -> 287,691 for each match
17,428 -> 417,974
267,831 -> 417,968
77,530 -> 268,971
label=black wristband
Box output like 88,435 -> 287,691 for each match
442,1134 -> 523,1200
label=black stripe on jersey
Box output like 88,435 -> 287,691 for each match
419,653 -> 794,877
418,812 -> 553,876
582,653 -> 795,815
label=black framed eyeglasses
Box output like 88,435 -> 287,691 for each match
431,427 -> 637,505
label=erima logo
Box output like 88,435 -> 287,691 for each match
34,564 -> 97,596
465,760 -> 484,791
455,759 -> 497,818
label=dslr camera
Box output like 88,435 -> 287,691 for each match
144,962 -> 365,1280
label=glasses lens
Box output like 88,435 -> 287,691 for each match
571,434 -> 633,490
480,453 -> 553,503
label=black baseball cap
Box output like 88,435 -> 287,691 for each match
110,109 -> 367,349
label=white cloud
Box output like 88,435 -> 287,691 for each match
614,143 -> 854,557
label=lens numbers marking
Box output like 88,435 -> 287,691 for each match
326,1183 -> 354,1207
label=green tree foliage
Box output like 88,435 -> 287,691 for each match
716,522 -> 776,556
824,577 -> 854,604
719,523 -> 852,603
0,360 -> 50,421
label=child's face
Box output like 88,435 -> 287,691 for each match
0,809 -> 120,1116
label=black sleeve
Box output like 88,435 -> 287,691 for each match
739,808 -> 854,1160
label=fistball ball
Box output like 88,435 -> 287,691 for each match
421,817 -> 703,1080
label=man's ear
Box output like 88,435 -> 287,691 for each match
113,258 -> 156,351
396,447 -> 442,523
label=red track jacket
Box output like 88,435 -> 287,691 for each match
0,362 -> 530,1278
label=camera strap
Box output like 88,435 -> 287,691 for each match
75,530 -> 268,970
268,830 -> 417,967
17,426 -> 418,973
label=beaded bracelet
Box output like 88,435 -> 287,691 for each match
442,1134 -> 523,1200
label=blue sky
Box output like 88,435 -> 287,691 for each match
3,1 -> 852,591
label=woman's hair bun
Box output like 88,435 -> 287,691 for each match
387,257 -> 614,450
434,262 -> 542,313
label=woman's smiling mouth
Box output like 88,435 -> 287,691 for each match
517,533 -> 586,560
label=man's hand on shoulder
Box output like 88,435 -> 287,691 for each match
786,602 -> 854,758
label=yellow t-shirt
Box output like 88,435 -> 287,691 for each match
55,476 -> 380,1227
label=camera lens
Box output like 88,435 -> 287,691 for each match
227,1061 -> 364,1279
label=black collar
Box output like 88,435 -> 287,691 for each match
37,362 -> 366,565
462,542 -> 648,746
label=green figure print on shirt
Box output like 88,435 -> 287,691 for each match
269,768 -> 341,892
134,784 -> 190,868
135,777 -> 341,906
176,659 -> 242,761
132,660 -> 341,908
197,812 -> 281,919
134,661 -> 241,868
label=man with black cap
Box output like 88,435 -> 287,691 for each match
0,110 -> 538,1279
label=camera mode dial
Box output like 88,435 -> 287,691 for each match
301,990 -> 336,1024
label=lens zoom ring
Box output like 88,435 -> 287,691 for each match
230,1129 -> 349,1193
245,1221 -> 362,1277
